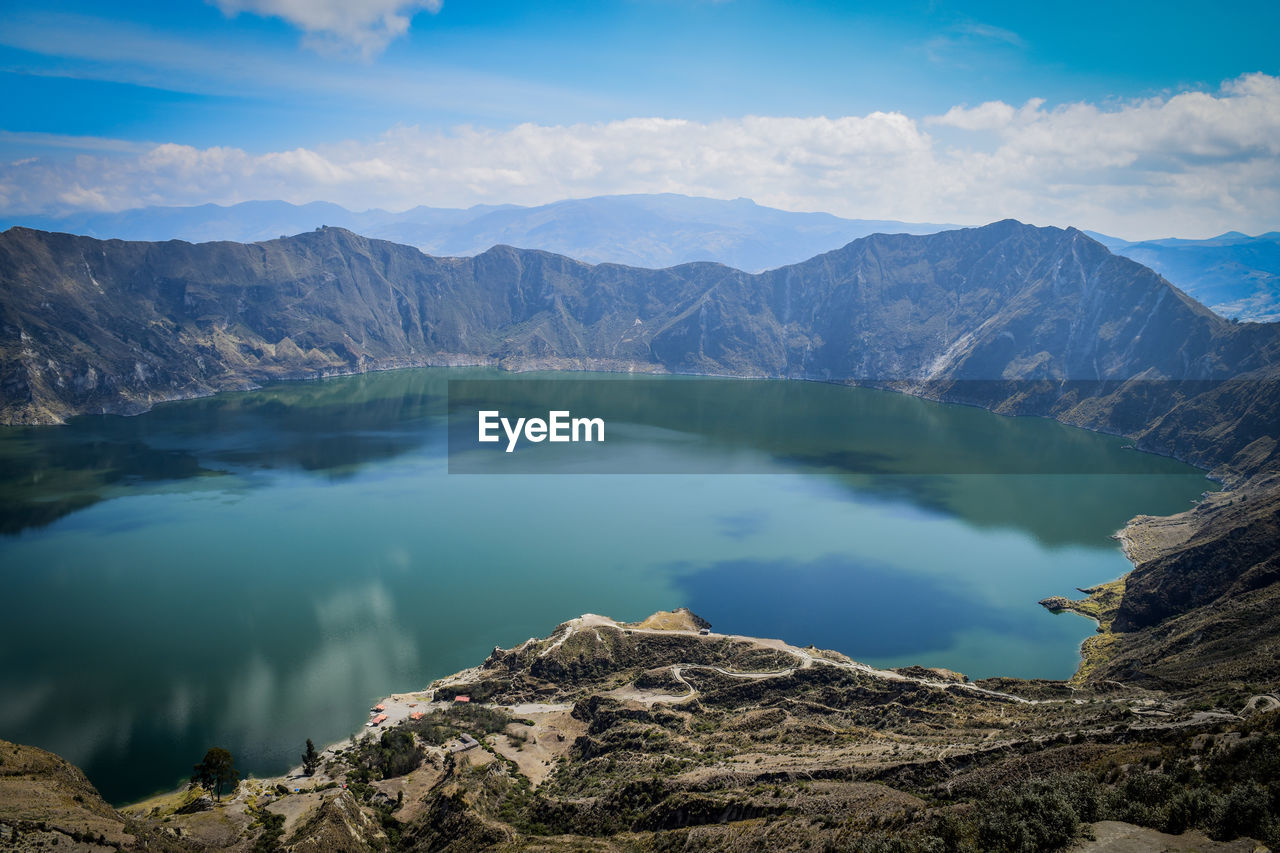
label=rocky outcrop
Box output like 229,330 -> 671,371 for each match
285,790 -> 387,852
1115,480 -> 1280,632
1075,474 -> 1280,687
398,791 -> 511,852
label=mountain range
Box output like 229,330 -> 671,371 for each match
0,195 -> 953,275
3,220 -> 1277,484
6,195 -> 1278,321
1088,230 -> 1280,322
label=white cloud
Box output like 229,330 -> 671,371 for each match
929,97 -> 1046,133
924,20 -> 1025,68
208,0 -> 442,56
3,74 -> 1279,239
954,22 -> 1024,47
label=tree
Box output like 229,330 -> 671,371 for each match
302,739 -> 319,777
191,747 -> 239,802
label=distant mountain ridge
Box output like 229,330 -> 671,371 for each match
1,195 -> 957,273
2,220 -> 1277,482
1088,230 -> 1280,322
8,195 -> 1277,320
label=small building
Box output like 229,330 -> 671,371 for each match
454,695 -> 471,703
447,734 -> 481,753
367,713 -> 388,727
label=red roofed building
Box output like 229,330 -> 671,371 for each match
454,695 -> 470,703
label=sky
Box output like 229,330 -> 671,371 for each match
1,0 -> 1278,239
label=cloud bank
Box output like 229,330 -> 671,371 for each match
3,74 -> 1278,239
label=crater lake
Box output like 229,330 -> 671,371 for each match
0,368 -> 1211,804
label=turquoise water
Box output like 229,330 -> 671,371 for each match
0,369 -> 1210,803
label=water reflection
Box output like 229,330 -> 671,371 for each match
0,369 -> 451,533
1,370 -> 1209,547
0,554 -> 424,802
678,554 -> 1039,660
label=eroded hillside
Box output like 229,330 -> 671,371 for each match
5,610 -> 1276,852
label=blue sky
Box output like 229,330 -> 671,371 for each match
2,0 -> 1279,237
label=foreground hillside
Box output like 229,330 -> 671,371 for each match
2,610 -> 1277,851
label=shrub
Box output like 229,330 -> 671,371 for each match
349,728 -> 424,781
1216,782 -> 1272,841
974,780 -> 1080,853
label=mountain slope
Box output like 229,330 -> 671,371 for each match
13,197 -> 1277,319
0,739 -> 141,850
2,220 -> 1277,480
